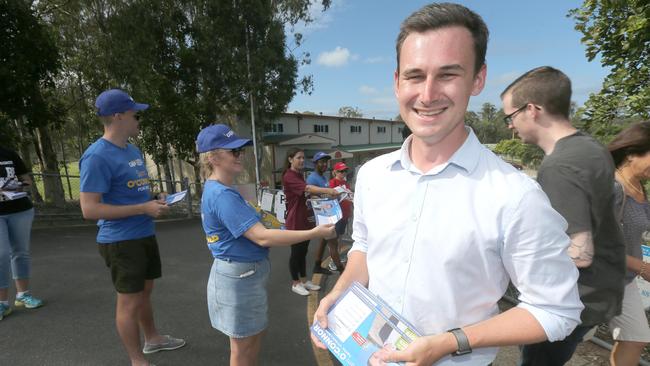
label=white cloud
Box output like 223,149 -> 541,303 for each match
368,96 -> 397,108
359,85 -> 378,95
288,0 -> 346,36
364,56 -> 385,64
317,47 -> 351,67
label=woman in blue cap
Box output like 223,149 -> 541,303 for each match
196,124 -> 334,366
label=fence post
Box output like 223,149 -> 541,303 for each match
183,177 -> 192,218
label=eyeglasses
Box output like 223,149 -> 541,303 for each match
503,104 -> 528,125
229,147 -> 245,158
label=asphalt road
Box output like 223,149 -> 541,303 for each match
1,219 -> 324,366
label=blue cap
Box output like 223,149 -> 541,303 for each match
196,124 -> 253,153
312,151 -> 331,162
95,89 -> 149,116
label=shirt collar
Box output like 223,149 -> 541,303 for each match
389,127 -> 481,175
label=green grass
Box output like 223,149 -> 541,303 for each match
31,161 -> 81,201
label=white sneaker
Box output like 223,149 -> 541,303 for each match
328,261 -> 338,272
303,281 -> 321,291
291,283 -> 309,296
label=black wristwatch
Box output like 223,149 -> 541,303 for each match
448,328 -> 472,356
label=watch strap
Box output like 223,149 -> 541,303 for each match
448,328 -> 472,356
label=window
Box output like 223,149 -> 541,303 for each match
314,124 -> 329,133
263,123 -> 283,133
377,126 -> 386,133
350,125 -> 362,133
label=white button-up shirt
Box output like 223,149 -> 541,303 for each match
350,129 -> 583,365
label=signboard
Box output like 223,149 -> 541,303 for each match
638,244 -> 650,309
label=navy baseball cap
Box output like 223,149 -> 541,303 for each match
95,89 -> 149,116
312,151 -> 331,162
196,124 -> 253,153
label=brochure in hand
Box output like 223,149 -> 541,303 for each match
0,179 -> 27,201
311,282 -> 421,366
334,186 -> 353,202
165,190 -> 188,206
309,198 -> 343,225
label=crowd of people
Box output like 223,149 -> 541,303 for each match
2,2 -> 650,366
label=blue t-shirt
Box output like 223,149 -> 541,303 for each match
79,138 -> 155,243
306,171 -> 328,188
201,180 -> 268,262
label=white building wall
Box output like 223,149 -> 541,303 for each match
274,115 -> 300,134
300,116 -> 339,144
339,119 -> 370,145
369,120 -> 393,144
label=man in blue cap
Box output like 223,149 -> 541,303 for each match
79,89 -> 185,366
306,151 -> 335,274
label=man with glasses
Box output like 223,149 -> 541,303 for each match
501,66 -> 625,365
80,89 -> 185,366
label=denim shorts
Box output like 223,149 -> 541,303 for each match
207,257 -> 270,338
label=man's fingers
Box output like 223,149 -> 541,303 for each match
310,332 -> 328,349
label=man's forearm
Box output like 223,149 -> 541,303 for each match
330,250 -> 369,294
463,307 -> 547,350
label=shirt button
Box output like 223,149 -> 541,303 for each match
411,215 -> 418,221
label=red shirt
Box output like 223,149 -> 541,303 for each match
329,178 -> 353,219
282,169 -> 313,230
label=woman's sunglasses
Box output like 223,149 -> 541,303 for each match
229,147 -> 245,158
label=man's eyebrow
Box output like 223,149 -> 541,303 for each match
401,64 -> 467,76
439,64 -> 466,73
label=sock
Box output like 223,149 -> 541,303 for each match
16,291 -> 28,298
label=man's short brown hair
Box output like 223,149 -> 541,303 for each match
501,66 -> 572,119
396,3 -> 489,74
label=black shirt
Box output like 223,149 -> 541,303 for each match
0,146 -> 33,214
537,131 -> 626,326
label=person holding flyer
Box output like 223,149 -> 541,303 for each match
328,162 -> 353,272
196,124 -> 334,366
606,121 -> 650,366
312,3 -> 582,366
282,148 -> 340,296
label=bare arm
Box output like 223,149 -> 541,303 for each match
243,222 -> 334,247
18,173 -> 33,187
80,192 -> 169,220
567,231 -> 594,268
381,308 -> 546,365
305,185 -> 338,196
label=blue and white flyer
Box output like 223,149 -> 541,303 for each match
311,282 -> 420,366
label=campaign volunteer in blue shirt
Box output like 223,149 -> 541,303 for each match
80,89 -> 185,366
306,151 -> 337,275
197,124 -> 334,365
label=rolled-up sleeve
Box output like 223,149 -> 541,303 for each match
502,188 -> 584,341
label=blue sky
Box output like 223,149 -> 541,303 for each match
286,0 -> 608,120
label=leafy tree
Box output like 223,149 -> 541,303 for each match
338,106 -> 363,118
569,1 -> 650,132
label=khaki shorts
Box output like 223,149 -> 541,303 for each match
609,280 -> 650,342
98,236 -> 162,293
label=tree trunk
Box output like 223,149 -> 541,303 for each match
36,125 -> 65,207
163,162 -> 175,194
15,120 -> 43,203
192,163 -> 202,197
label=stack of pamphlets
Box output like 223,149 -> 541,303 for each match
309,198 -> 343,225
0,179 -> 27,201
311,282 -> 421,366
333,185 -> 353,202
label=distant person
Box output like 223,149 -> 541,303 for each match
306,151 -> 334,274
501,66 -> 626,365
80,89 -> 185,366
0,146 -> 43,321
607,121 -> 650,366
282,148 -> 339,296
327,161 -> 353,272
313,4 -> 583,365
196,124 -> 334,366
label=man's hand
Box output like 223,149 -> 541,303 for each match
155,192 -> 169,204
141,200 -> 170,218
311,289 -> 344,349
380,333 -> 457,366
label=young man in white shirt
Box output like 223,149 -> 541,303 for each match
312,4 -> 583,365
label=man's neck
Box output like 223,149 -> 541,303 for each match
537,120 -> 577,155
409,126 -> 468,173
103,129 -> 129,148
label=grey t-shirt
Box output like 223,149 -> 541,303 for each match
537,131 -> 626,326
614,181 -> 650,282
